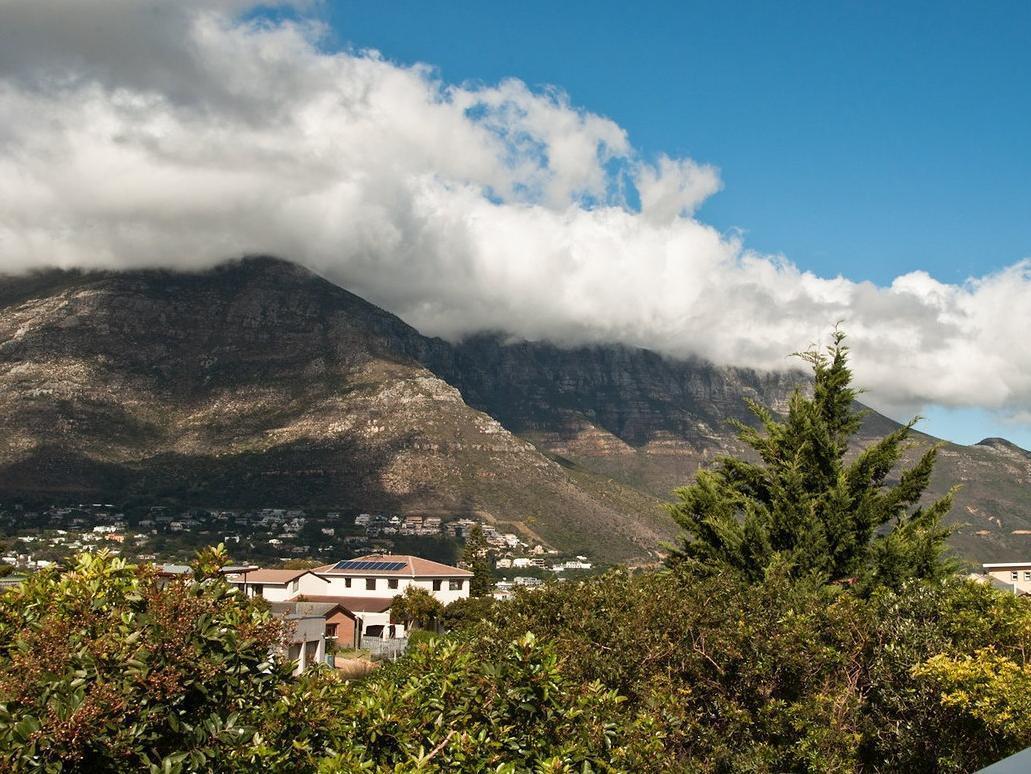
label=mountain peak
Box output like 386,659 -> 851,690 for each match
976,437 -> 1030,455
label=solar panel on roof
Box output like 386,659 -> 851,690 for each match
333,560 -> 406,571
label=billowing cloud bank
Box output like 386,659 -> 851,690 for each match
1,1 -> 1029,422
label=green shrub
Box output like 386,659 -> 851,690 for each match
405,628 -> 439,649
0,550 -> 306,771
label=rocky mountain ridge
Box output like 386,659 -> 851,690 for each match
0,257 -> 1028,562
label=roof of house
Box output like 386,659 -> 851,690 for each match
314,554 -> 472,578
293,601 -> 357,619
292,595 -> 395,613
225,568 -> 330,585
983,562 -> 1031,569
266,601 -> 328,622
157,563 -> 191,576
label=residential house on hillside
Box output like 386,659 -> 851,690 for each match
977,562 -> 1031,595
227,568 -> 329,602
225,554 -> 472,659
311,554 -> 473,605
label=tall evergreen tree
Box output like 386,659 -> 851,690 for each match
463,524 -> 495,597
668,330 -> 955,591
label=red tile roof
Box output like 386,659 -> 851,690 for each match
314,554 -> 472,578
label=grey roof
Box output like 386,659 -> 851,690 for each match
158,564 -> 191,575
267,601 -> 333,621
977,746 -> 1031,773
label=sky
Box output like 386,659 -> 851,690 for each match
0,1 -> 1029,447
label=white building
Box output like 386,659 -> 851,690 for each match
980,562 -> 1031,594
312,554 -> 472,606
227,554 -> 472,643
226,568 -> 330,602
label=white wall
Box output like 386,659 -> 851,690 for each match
986,565 -> 1031,593
316,574 -> 469,604
231,581 -> 292,602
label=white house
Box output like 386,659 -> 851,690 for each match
227,555 -> 472,644
225,568 -> 330,602
311,554 -> 473,605
980,562 -> 1031,594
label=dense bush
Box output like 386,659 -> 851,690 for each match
321,632 -> 646,772
2,553 -> 1029,771
0,550 -> 305,771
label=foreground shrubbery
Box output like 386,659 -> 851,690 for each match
2,554 -> 1030,771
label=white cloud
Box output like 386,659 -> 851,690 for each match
0,0 -> 1029,428
636,155 -> 723,224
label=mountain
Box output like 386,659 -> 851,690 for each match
0,257 -> 1028,563
0,259 -> 669,562
417,336 -> 1031,563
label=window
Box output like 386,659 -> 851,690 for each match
388,578 -> 398,589
344,577 -> 351,588
449,579 -> 464,591
291,579 -> 299,592
1012,571 -> 1019,581
1024,571 -> 1031,582
252,584 -> 264,597
432,579 -> 442,591
366,578 -> 376,591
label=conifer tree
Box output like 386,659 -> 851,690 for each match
668,330 -> 955,591
463,524 -> 495,597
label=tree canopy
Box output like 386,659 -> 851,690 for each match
668,330 -> 955,590
462,524 -> 495,597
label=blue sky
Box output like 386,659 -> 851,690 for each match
315,1 -> 1031,447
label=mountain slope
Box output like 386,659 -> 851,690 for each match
0,258 -> 672,562
419,335 -> 1031,563
0,256 -> 1028,564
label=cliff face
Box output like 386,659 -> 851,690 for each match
0,257 -> 1028,562
418,335 -> 806,496
0,259 -> 671,562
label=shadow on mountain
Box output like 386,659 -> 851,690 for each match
0,434 -> 422,513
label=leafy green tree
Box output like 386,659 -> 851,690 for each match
861,578 -> 1031,771
462,524 -> 495,597
668,330 -> 955,590
390,585 -> 443,631
321,632 -> 644,772
441,595 -> 498,631
0,549 -> 306,771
